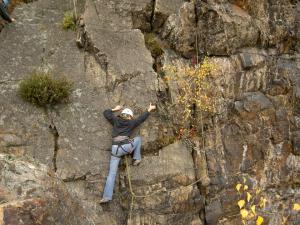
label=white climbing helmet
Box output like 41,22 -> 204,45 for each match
121,108 -> 133,117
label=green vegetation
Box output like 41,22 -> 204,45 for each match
19,71 -> 72,107
144,33 -> 163,57
62,10 -> 76,31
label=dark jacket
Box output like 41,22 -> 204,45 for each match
0,2 -> 12,23
103,109 -> 150,138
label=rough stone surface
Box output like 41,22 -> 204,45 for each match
152,0 -> 185,31
0,153 -> 95,225
0,0 -> 300,225
160,0 -> 299,57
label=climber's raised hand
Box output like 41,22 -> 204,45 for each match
148,103 -> 156,112
112,105 -> 123,112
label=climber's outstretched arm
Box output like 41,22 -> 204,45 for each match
132,103 -> 156,127
103,105 -> 123,125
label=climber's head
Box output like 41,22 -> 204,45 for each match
120,108 -> 133,120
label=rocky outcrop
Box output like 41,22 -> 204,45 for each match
0,153 -> 94,225
160,0 -> 299,57
120,142 -> 203,225
0,0 -> 300,225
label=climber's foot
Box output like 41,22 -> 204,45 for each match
132,159 -> 141,166
100,198 -> 111,204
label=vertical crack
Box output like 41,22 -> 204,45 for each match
49,122 -> 59,172
150,0 -> 156,31
45,108 -> 60,172
190,139 -> 210,225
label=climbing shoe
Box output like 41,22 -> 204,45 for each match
100,198 -> 111,204
132,159 -> 141,166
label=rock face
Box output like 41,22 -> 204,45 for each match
0,0 -> 300,225
161,0 -> 299,57
0,153 -> 94,225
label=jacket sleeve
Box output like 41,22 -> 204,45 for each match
132,111 -> 150,128
0,3 -> 12,23
103,109 -> 117,125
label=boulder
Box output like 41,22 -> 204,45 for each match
0,153 -> 95,225
161,2 -> 197,58
152,0 -> 185,31
121,142 -> 203,221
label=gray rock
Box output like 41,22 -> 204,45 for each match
130,141 -> 195,185
205,198 -> 223,225
238,51 -> 266,69
152,0 -> 185,31
0,153 -> 95,225
161,2 -> 197,57
1,0 -> 300,224
292,131 -> 300,155
242,92 -> 273,113
0,133 -> 23,147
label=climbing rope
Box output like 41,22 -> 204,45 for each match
72,0 -> 77,19
125,155 -> 203,198
124,153 -> 204,222
123,3 -> 207,221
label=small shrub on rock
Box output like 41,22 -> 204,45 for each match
144,33 -> 163,57
18,71 -> 72,107
62,10 -> 76,31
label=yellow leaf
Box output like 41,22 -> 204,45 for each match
251,205 -> 256,215
244,185 -> 249,191
256,188 -> 261,194
242,220 -> 246,225
238,200 -> 245,209
256,216 -> 264,225
243,177 -> 246,183
247,192 -> 252,202
259,197 -> 267,208
236,183 -> 242,192
293,203 -> 300,211
240,209 -> 248,219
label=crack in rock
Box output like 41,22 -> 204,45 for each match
62,171 -> 92,182
0,79 -> 21,84
48,123 -> 59,172
109,71 -> 142,91
150,0 -> 156,30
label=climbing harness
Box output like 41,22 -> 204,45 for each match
111,138 -> 134,158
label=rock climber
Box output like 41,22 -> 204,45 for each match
100,103 -> 156,203
0,0 -> 15,23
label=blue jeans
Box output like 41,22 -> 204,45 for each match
102,136 -> 142,200
3,0 -> 10,7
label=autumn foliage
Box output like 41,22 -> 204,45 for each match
163,57 -> 217,137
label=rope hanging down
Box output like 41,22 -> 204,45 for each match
125,155 -> 204,199
72,0 -> 77,19
124,8 -> 205,221
124,155 -> 203,223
